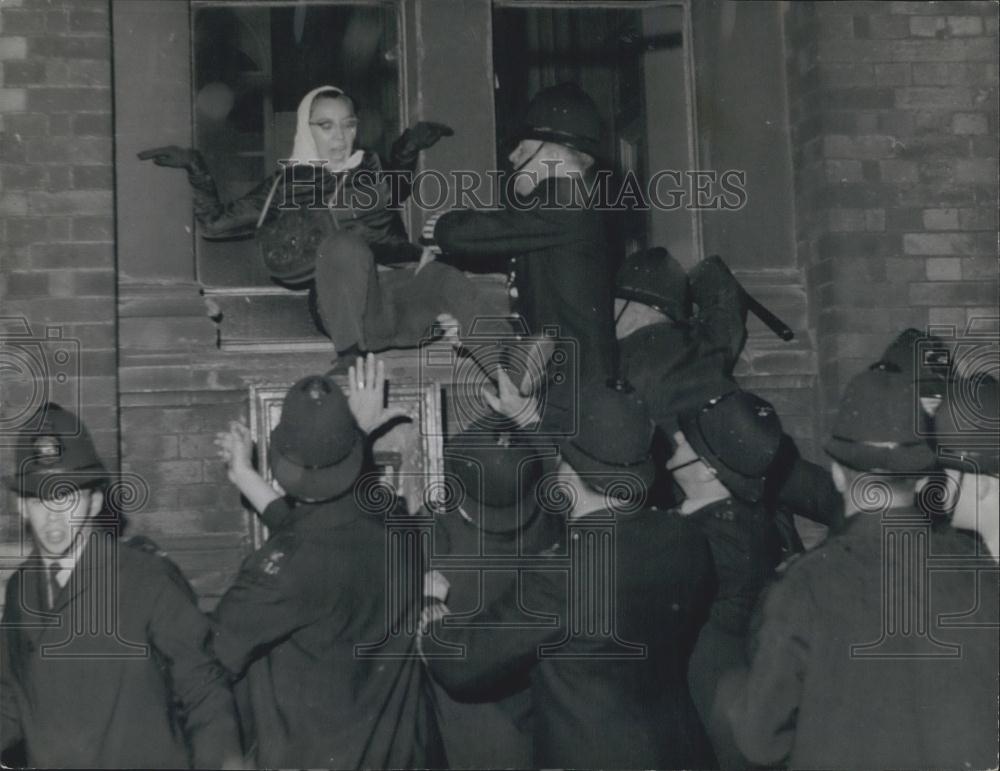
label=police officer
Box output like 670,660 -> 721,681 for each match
426,420 -> 563,768
422,82 -> 618,424
617,246 -> 843,534
718,367 -> 999,769
616,248 -> 746,421
426,382 -> 716,769
1,404 -> 241,769
667,389 -> 785,768
212,361 -> 443,768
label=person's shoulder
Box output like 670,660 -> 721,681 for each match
772,531 -> 852,591
930,520 -> 983,555
2,559 -> 32,603
242,527 -> 304,578
120,535 -> 188,579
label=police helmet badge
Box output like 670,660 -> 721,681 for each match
33,435 -> 63,466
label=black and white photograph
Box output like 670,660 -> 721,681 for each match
1,0 -> 998,768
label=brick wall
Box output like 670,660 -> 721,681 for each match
1,0 -> 117,473
119,387 -> 252,608
787,0 -> 999,429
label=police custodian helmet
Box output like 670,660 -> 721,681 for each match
4,403 -> 108,498
515,82 -> 604,160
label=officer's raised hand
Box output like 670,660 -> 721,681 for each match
215,421 -> 254,483
418,570 -> 451,638
215,421 -> 281,514
347,353 -> 412,434
483,365 -> 542,428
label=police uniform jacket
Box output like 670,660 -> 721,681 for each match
434,176 -> 618,389
684,497 -> 783,636
212,495 -> 442,769
0,535 -> 241,769
720,510 -> 1000,769
427,507 -> 564,769
428,507 -> 716,769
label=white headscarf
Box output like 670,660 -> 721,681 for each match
288,85 -> 364,171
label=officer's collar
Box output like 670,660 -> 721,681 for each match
679,494 -> 734,517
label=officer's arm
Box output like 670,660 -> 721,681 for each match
427,569 -> 565,699
432,206 -> 580,259
717,571 -> 811,765
146,555 -> 244,769
211,533 -> 326,677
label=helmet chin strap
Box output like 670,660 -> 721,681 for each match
512,141 -> 547,173
614,299 -> 632,326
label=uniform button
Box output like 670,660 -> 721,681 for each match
509,286 -> 519,299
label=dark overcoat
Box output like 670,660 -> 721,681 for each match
212,496 -> 443,769
428,507 -> 716,769
1,536 -> 241,769
720,511 -> 1000,769
434,176 -> 618,394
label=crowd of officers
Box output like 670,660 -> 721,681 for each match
2,82 -> 998,770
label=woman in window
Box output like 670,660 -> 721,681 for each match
141,85 -> 487,355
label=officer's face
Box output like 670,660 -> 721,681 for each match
944,468 -> 995,535
309,96 -> 358,168
20,488 -> 103,557
508,139 -> 546,196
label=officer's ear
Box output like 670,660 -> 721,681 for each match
831,461 -> 848,494
17,495 -> 30,523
